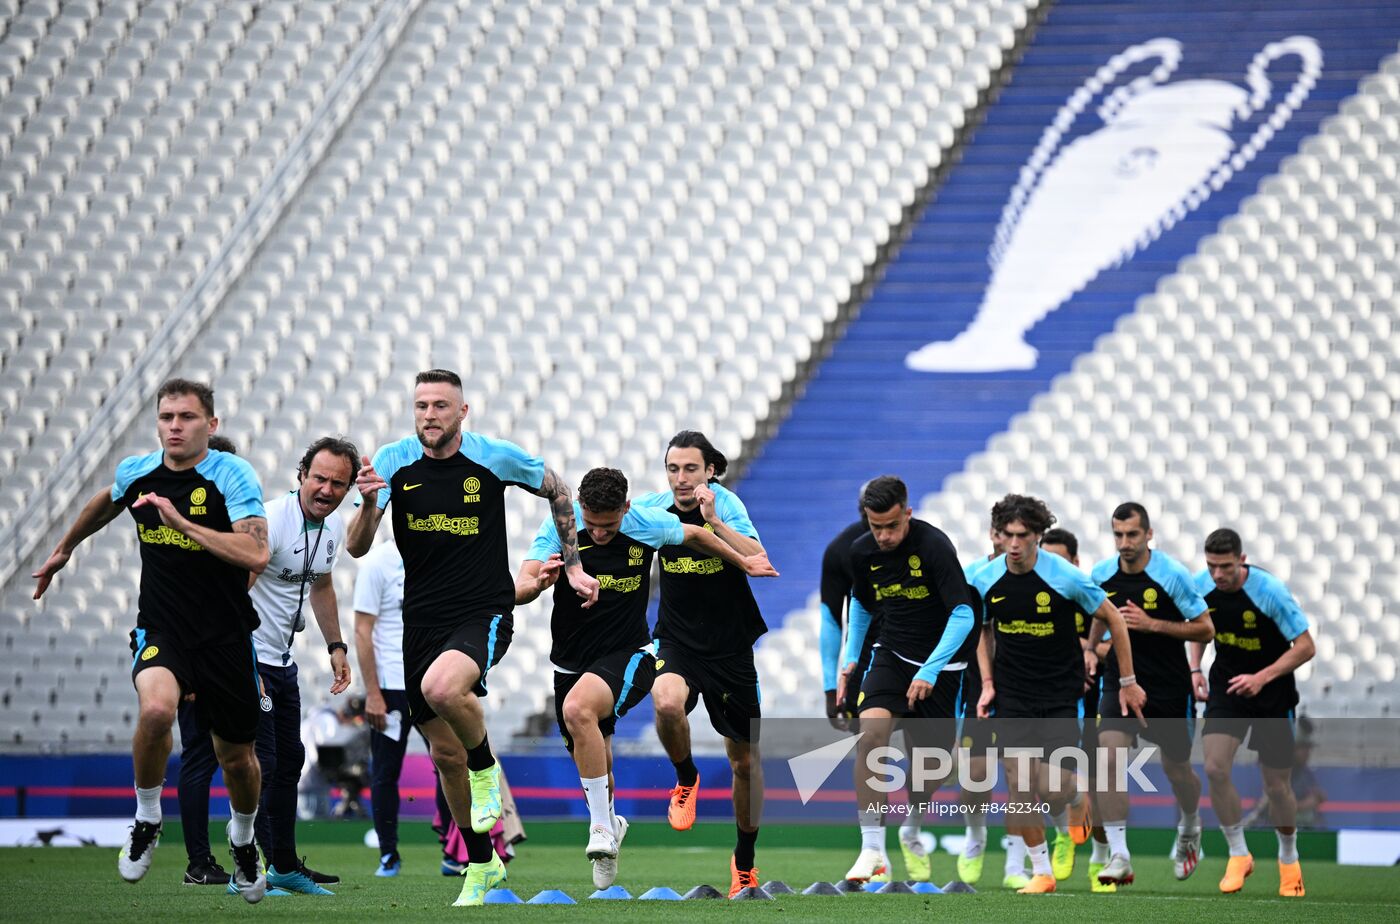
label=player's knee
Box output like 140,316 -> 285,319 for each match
1263,774 -> 1291,802
729,750 -> 753,780
421,677 -> 468,713
221,745 -> 259,779
1205,755 -> 1233,785
138,699 -> 177,729
561,696 -> 599,734
653,693 -> 686,722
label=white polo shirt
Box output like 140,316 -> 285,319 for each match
352,541 -> 405,690
250,492 -> 347,667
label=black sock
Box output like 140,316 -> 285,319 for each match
271,849 -> 298,874
466,731 -> 495,772
465,828 -> 494,865
735,826 -> 759,871
673,755 -> 699,787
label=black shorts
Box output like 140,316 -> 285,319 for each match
403,614 -> 513,726
553,647 -> 657,752
1098,686 -> 1197,763
129,629 -> 263,744
1203,699 -> 1296,770
993,693 -> 1082,753
857,647 -> 966,721
1080,681 -> 1102,774
655,639 -> 760,743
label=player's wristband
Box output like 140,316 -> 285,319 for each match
327,641 -> 348,656
1120,674 -> 1137,686
1190,668 -> 1203,674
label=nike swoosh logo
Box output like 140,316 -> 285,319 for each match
1105,591 -> 1117,597
402,483 -> 423,491
577,545 -> 593,552
990,596 -> 1006,604
870,565 -> 882,571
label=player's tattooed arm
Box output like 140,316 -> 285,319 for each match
531,468 -> 600,608
33,487 -> 126,599
225,516 -> 272,574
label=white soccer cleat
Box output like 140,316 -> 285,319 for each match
590,815 -> 628,889
844,847 -> 889,883
117,820 -> 161,882
227,823 -> 267,904
1174,830 -> 1202,880
1098,852 -> 1135,886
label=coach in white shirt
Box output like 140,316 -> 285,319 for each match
248,437 -> 356,894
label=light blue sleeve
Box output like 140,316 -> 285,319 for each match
1250,570 -> 1310,640
525,513 -> 562,561
461,432 -> 545,491
630,490 -> 672,509
1038,552 -> 1107,614
1090,556 -> 1119,585
112,450 -> 163,501
371,438 -> 422,510
971,555 -> 1008,597
842,597 -> 874,667
621,505 -> 685,549
1193,569 -> 1215,597
820,603 -> 842,691
202,451 -> 265,522
914,604 -> 975,684
1149,552 -> 1209,619
712,482 -> 759,540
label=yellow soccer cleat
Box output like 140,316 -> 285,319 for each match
899,832 -> 931,882
1088,861 -> 1117,893
1051,831 -> 1075,880
452,853 -> 506,906
957,852 -> 984,884
1219,854 -> 1254,894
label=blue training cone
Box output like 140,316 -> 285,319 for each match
590,886 -> 632,900
527,889 -> 577,904
484,889 -> 523,904
910,881 -> 943,894
862,882 -> 884,892
639,887 -> 683,901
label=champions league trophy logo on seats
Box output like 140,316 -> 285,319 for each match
906,36 -> 1322,373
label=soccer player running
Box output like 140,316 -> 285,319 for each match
33,379 -> 270,902
634,431 -> 770,897
515,467 -> 777,889
1040,526 -> 1115,891
246,437 -> 358,895
1192,528 -> 1314,897
974,495 -> 1142,894
347,369 -> 599,907
1092,502 -> 1215,885
834,476 -> 975,886
818,505 -> 937,884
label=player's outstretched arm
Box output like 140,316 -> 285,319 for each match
1188,640 -> 1209,700
976,630 -> 996,717
514,555 -> 563,605
530,468 -> 599,607
33,487 -> 125,599
310,574 -> 351,694
679,524 -> 778,577
347,455 -> 387,557
692,484 -> 764,556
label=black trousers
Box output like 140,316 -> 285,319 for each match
177,700 -> 219,865
254,662 -> 304,869
368,687 -> 448,855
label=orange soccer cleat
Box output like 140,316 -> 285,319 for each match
1219,854 -> 1254,893
729,855 -> 759,898
1278,860 -> 1305,897
667,774 -> 699,831
1068,797 -> 1092,846
1017,874 -> 1057,894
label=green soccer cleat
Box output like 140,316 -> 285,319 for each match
1003,871 -> 1031,890
899,831 -> 931,882
468,763 -> 503,834
1052,831 -> 1076,881
452,853 -> 507,907
957,852 -> 985,884
1088,862 -> 1117,893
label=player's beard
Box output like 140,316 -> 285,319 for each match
417,420 -> 459,451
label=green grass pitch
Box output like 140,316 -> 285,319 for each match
3,822 -> 1395,922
